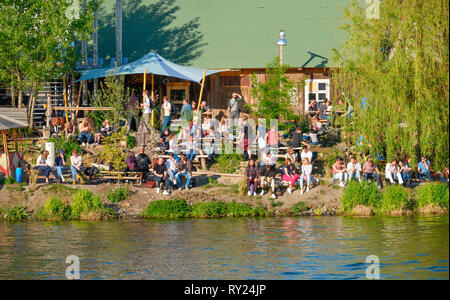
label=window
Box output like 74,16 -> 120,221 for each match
304,79 -> 330,112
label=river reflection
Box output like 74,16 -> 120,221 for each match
0,216 -> 448,279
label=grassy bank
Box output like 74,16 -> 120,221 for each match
140,199 -> 272,219
341,181 -> 449,216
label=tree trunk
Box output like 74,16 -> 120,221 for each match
18,90 -> 23,108
11,85 -> 16,108
28,82 -> 39,128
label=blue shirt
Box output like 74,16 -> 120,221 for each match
181,103 -> 192,122
418,161 -> 430,173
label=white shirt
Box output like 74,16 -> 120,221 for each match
301,164 -> 312,176
143,97 -> 151,114
163,101 -> 171,117
347,162 -> 362,172
301,150 -> 313,163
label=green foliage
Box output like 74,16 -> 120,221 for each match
126,134 -> 136,149
249,57 -> 304,121
106,185 -> 131,203
333,0 -> 449,169
341,181 -> 382,212
142,199 -> 192,219
270,201 -> 284,208
416,183 -> 449,209
48,135 -> 82,164
87,111 -> 106,129
290,202 -> 308,214
93,74 -> 132,127
37,197 -> 71,220
141,200 -> 271,219
215,153 -> 243,174
0,176 -> 16,185
201,177 -> 227,189
0,206 -> 28,222
100,127 -> 127,173
0,0 -> 100,108
377,185 -> 410,215
70,189 -> 103,218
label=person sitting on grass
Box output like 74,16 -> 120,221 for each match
417,156 -> 432,181
164,153 -> 178,195
70,149 -> 84,184
362,159 -> 382,189
153,157 -> 169,194
346,156 -> 362,183
385,159 -> 403,185
400,158 -> 414,187
441,167 -> 449,184
36,150 -> 56,183
77,118 -> 94,147
281,158 -> 300,194
64,119 -> 76,140
175,154 -> 192,191
259,163 -> 277,199
330,157 -> 347,187
54,149 -> 66,183
299,157 -> 313,194
300,146 -> 316,166
285,147 -> 297,168
160,128 -> 171,150
136,147 -> 152,182
245,159 -> 259,196
125,150 -> 137,172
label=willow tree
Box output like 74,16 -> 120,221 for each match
332,0 -> 449,170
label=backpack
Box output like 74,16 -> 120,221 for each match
169,101 -> 178,118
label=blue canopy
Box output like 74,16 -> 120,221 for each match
76,51 -> 222,83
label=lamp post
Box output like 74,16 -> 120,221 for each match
277,30 -> 287,65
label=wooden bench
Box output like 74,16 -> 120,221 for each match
156,154 -> 209,170
99,171 -> 143,185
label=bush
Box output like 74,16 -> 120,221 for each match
215,154 -> 243,174
416,183 -> 449,209
291,202 -> 308,214
0,206 -> 28,222
341,181 -> 381,213
0,176 -> 16,185
377,185 -> 409,215
126,134 -> 136,149
48,135 -> 82,164
191,201 -> 228,218
37,197 -> 71,220
142,199 -> 192,218
106,185 -> 131,203
71,189 -> 104,219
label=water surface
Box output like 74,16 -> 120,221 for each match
0,215 -> 448,279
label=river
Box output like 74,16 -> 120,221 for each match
0,215 -> 448,280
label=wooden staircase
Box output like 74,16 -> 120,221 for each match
33,81 -> 64,129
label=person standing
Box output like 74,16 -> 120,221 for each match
228,92 -> 243,123
140,90 -> 153,133
180,99 -> 192,124
161,96 -> 172,133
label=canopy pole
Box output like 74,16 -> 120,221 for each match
2,130 -> 10,176
63,75 -> 69,123
197,69 -> 207,113
151,73 -> 155,127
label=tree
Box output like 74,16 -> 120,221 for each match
0,0 -> 100,126
249,57 -> 305,132
93,73 -> 132,128
332,0 -> 449,170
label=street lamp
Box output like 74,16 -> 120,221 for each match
277,30 -> 287,65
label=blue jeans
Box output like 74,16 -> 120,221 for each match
348,171 -> 361,181
364,173 -> 381,186
55,166 -> 65,180
71,166 -> 79,181
38,166 -> 52,178
78,132 -> 93,144
418,170 -> 432,181
162,116 -> 171,132
187,150 -> 196,162
176,172 -> 191,189
155,176 -> 170,191
300,174 -> 312,189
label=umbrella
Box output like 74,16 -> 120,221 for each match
76,51 -> 222,83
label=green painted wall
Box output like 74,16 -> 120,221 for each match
95,0 -> 349,69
